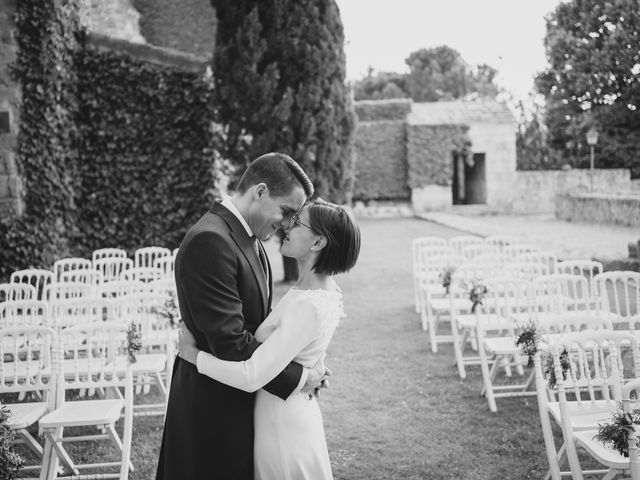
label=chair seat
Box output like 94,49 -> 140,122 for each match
4,402 -> 48,429
457,314 -> 511,330
483,336 -> 521,355
547,400 -> 616,430
574,429 -> 629,469
110,353 -> 166,374
39,399 -> 124,428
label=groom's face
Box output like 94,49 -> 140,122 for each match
249,184 -> 306,241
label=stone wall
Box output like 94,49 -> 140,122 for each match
0,0 -> 23,216
556,192 -> 640,227
79,0 -> 146,43
511,168 -> 632,214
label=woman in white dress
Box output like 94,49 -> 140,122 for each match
178,198 -> 361,480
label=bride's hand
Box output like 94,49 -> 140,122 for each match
178,323 -> 199,365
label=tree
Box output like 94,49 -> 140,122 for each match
536,0 -> 640,177
353,46 -> 500,102
211,0 -> 354,280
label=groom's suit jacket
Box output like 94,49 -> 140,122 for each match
156,201 -> 304,480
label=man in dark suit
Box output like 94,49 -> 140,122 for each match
156,153 -> 321,480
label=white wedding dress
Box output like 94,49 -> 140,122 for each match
195,287 -> 344,480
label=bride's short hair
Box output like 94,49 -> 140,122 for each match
307,199 -> 360,275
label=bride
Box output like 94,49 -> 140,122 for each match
178,198 -> 361,480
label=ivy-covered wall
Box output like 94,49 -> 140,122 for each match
352,121 -> 410,201
406,124 -> 470,188
0,0 -> 221,280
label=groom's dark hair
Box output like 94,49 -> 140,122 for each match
236,152 -> 314,198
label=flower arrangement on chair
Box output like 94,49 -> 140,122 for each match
594,404 -> 640,457
515,322 -> 541,367
126,322 -> 143,364
439,266 -> 457,294
466,279 -> 488,313
544,349 -> 571,389
0,405 -> 24,480
153,294 -> 181,329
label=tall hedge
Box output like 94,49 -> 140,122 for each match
211,0 -> 354,202
1,0 -> 221,280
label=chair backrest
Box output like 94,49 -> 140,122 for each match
514,251 -> 558,274
449,235 -> 483,256
59,268 -> 103,288
0,282 -> 36,302
10,269 -> 54,301
116,292 -> 171,349
56,322 -> 131,394
120,266 -> 164,283
556,259 -> 603,297
153,255 -> 176,279
460,243 -> 500,260
91,248 -> 127,266
0,300 -> 49,329
484,235 -> 520,252
0,325 -> 58,398
594,271 -> 640,329
474,276 -> 535,326
97,279 -> 148,298
49,297 -> 111,329
52,257 -> 93,283
503,262 -> 550,281
43,282 -> 94,302
532,274 -> 594,316
148,278 -> 177,298
94,257 -> 134,283
503,243 -> 542,259
471,253 -> 511,267
535,311 -> 613,335
134,246 -> 171,268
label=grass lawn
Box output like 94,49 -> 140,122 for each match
9,217 -> 571,479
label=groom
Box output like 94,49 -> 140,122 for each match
156,153 -> 323,480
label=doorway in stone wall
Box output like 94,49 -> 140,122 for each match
451,152 -> 487,205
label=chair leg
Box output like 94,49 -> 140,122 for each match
451,320 -> 466,379
43,428 -> 79,478
16,429 -> 44,456
479,346 -> 497,412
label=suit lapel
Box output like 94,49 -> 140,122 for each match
210,202 -> 269,316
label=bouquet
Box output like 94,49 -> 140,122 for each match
467,279 -> 488,313
439,266 -> 457,294
126,322 -> 143,364
594,404 -> 640,457
153,294 -> 181,329
0,405 -> 24,480
544,349 -> 571,389
514,322 -> 541,367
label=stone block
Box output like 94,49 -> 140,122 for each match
2,149 -> 16,174
0,45 -> 17,87
0,174 -> 8,197
630,242 -> 639,259
0,11 -> 16,45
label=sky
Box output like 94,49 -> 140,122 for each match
335,0 -> 564,101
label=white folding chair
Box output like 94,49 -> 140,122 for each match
10,269 -> 54,301
556,260 -> 603,298
449,235 -> 483,256
471,253 -> 511,267
91,248 -> 127,267
49,297 -> 110,330
113,293 -> 174,411
0,300 -> 49,329
153,255 -> 175,279
542,330 -> 640,480
0,282 -> 37,302
534,330 -> 640,480
411,236 -> 448,313
474,277 -> 537,411
0,326 -> 58,474
594,271 -> 640,330
531,274 -> 598,323
514,251 -> 559,275
94,257 -> 134,283
38,322 -> 134,480
503,243 -> 542,259
52,258 -> 92,283
133,246 -> 171,269
417,254 -> 465,349
484,235 -> 520,252
120,267 -> 163,283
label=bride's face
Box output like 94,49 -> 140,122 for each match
280,206 -> 318,259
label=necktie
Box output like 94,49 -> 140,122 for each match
251,237 -> 270,294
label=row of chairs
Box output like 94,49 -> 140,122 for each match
2,322 -> 135,479
2,247 -> 176,302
